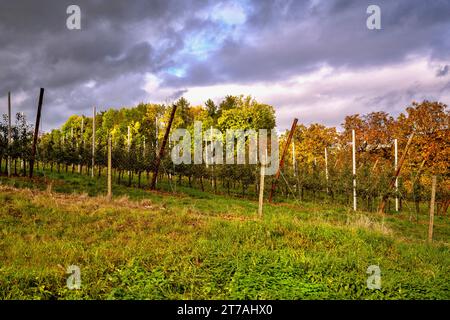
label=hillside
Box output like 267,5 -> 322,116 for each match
1,173 -> 449,300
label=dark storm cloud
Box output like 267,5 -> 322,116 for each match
1,0 -> 449,131
168,89 -> 188,101
166,0 -> 450,86
436,65 -> 449,77
0,0 -> 212,130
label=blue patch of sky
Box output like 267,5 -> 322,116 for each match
167,66 -> 186,77
165,0 -> 251,78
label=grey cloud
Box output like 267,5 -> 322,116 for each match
436,65 -> 449,77
166,0 -> 450,87
168,89 -> 188,101
0,0 -> 214,130
1,0 -> 449,132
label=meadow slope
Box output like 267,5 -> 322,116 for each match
0,174 -> 449,300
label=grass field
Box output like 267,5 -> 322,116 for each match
0,172 -> 449,299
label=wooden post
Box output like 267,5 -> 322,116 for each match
7,92 -> 11,177
394,138 -> 399,212
352,129 -> 357,211
258,151 -> 266,217
428,176 -> 437,242
127,125 -> 131,179
378,133 -> 414,214
29,88 -> 44,178
269,118 -> 298,203
325,147 -> 329,194
151,105 -> 177,190
91,106 -> 96,178
372,158 -> 379,172
107,135 -> 112,201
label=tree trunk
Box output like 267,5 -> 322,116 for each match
23,160 -> 27,177
200,176 -> 204,192
428,176 -> 437,242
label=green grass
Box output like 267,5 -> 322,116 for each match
0,172 -> 449,299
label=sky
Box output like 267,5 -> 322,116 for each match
1,0 -> 449,132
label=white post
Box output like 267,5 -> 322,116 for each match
210,126 -> 214,189
258,150 -> 267,217
210,126 -> 214,160
155,117 -> 158,154
352,129 -> 357,211
292,141 -> 296,176
127,126 -> 131,151
168,134 -> 172,181
325,147 -> 329,194
107,135 -> 112,201
205,127 -> 209,169
143,136 -> 146,157
428,176 -> 437,242
78,117 -> 84,174
127,125 -> 131,178
394,138 -> 399,212
81,117 -> 84,147
91,106 -> 96,178
7,92 -> 11,177
155,117 -> 158,184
